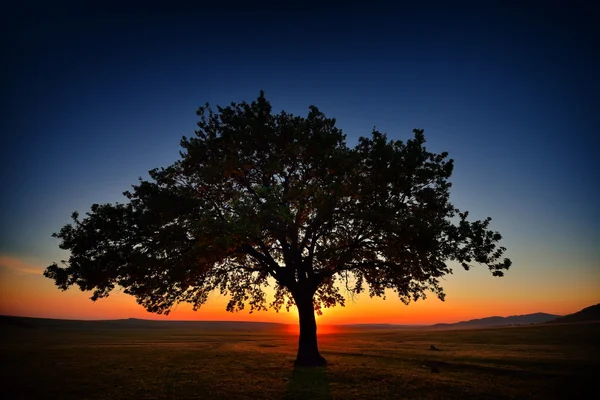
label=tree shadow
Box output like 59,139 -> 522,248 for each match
284,364 -> 331,400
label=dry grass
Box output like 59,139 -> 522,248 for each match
1,321 -> 598,399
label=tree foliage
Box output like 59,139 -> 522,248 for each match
45,92 -> 511,318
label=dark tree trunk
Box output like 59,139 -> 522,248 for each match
294,288 -> 326,366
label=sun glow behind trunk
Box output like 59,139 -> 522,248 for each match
286,316 -> 338,335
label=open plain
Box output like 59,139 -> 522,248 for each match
1,319 -> 598,399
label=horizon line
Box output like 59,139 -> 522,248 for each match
1,311 -> 565,326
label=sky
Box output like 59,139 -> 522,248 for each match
1,2 -> 598,325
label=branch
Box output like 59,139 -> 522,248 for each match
240,244 -> 280,277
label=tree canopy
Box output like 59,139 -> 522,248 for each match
45,91 -> 511,365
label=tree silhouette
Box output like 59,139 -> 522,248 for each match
45,92 -> 511,366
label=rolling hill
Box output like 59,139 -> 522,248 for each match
4,304 -> 599,332
547,303 -> 600,324
431,312 -> 560,329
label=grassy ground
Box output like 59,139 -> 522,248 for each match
1,321 -> 598,399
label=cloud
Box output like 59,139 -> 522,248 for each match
0,255 -> 45,275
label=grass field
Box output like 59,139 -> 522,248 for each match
1,321 -> 598,399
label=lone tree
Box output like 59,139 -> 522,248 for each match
45,92 -> 511,366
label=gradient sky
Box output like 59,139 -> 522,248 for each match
1,2 -> 598,324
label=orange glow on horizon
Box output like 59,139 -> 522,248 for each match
1,253 -> 599,325
285,318 -> 339,336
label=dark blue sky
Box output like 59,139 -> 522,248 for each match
2,1 -> 598,281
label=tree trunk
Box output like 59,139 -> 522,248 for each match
294,289 -> 326,366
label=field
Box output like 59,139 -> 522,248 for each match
1,321 -> 599,399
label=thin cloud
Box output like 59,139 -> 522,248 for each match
0,255 -> 45,275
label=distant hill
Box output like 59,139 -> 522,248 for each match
547,304 -> 600,324
0,315 -> 287,332
431,312 -> 560,329
5,306 -> 598,332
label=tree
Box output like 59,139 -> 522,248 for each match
45,91 -> 511,366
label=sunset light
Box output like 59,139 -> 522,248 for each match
2,2 -> 598,398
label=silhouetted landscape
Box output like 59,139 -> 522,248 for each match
5,304 -> 598,332
430,313 -> 559,329
4,1 -> 597,399
546,303 -> 600,324
2,304 -> 599,399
